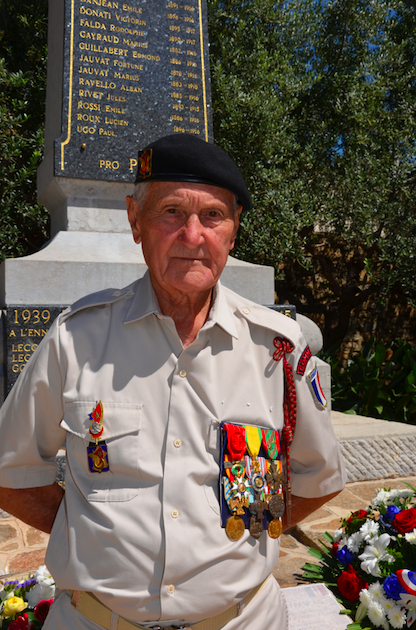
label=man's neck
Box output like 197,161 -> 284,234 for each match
153,284 -> 213,348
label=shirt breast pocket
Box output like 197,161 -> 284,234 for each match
61,401 -> 143,502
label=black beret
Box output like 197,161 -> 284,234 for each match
134,133 -> 252,211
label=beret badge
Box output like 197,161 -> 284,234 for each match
138,149 -> 152,179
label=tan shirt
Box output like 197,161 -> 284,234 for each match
0,271 -> 346,624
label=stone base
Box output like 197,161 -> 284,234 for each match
331,411 -> 416,481
0,230 -> 275,306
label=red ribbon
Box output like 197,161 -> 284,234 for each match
225,424 -> 247,461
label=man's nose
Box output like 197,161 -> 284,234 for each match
179,214 -> 205,247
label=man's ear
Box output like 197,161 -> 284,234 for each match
126,195 -> 142,244
229,205 -> 243,251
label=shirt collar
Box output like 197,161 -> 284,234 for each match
123,270 -> 238,339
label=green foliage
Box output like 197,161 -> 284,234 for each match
208,0 -> 416,347
0,0 -> 49,262
323,339 -> 416,423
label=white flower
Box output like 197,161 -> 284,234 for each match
359,533 -> 394,576
368,581 -> 387,604
347,532 -> 364,553
34,565 -> 54,587
399,593 -> 416,627
387,605 -> 407,629
367,601 -> 388,628
359,519 -> 380,541
0,587 -> 8,602
333,528 -> 344,543
405,529 -> 416,545
359,588 -> 373,607
372,488 -> 413,507
26,566 -> 55,607
26,582 -> 55,608
381,597 -> 396,612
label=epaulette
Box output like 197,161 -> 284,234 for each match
59,284 -> 135,325
235,301 -> 301,347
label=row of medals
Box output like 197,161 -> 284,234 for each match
224,458 -> 285,541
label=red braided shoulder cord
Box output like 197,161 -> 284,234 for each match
273,336 -> 297,526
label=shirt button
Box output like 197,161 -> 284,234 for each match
171,509 -> 179,518
179,369 -> 187,378
242,307 -> 250,314
173,439 -> 182,448
167,584 -> 175,594
113,290 -> 121,297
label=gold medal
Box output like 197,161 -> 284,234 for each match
268,519 -> 283,539
225,515 -> 245,541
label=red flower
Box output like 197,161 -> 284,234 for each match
8,613 -> 31,630
347,510 -> 367,523
393,508 -> 416,534
331,542 -> 340,555
33,598 -> 54,623
337,565 -> 367,602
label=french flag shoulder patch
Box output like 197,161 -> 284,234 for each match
307,365 -> 327,408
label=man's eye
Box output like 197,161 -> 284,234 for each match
166,208 -> 178,214
207,211 -> 220,218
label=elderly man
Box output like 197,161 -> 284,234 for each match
0,134 -> 346,630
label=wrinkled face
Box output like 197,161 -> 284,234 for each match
126,181 -> 242,299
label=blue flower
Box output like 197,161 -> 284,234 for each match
385,506 -> 401,520
336,545 -> 355,565
383,574 -> 406,600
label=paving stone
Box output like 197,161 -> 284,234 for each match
2,543 -> 18,552
325,488 -> 369,511
295,507 -> 330,524
273,555 -> 312,588
280,534 -> 300,549
0,524 -> 18,545
8,550 -> 47,575
25,528 -> 45,547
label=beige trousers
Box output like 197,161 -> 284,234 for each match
43,577 -> 287,630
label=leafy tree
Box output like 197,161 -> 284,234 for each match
208,0 -> 416,348
0,0 -> 49,262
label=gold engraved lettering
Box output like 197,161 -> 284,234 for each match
188,72 -> 197,78
104,117 -> 129,125
129,158 -> 138,171
79,78 -> 117,88
78,67 -> 109,77
170,58 -> 182,65
170,47 -> 183,54
184,4 -> 195,10
171,70 -> 182,76
80,32 -> 119,42
169,36 -> 183,42
122,39 -> 148,48
99,160 -> 120,168
189,128 -> 200,134
174,126 -> 185,132
188,82 -> 198,89
115,14 -> 146,24
172,103 -> 184,110
106,93 -> 126,101
113,60 -> 143,69
110,25 -> 145,35
184,16 -> 194,22
79,55 -> 110,65
98,128 -> 116,135
80,0 -> 118,7
78,43 -> 128,55
171,114 -> 183,121
80,8 -> 111,19
80,18 -> 107,29
114,72 -> 140,81
186,27 -> 195,33
132,52 -> 160,61
186,39 -> 195,45
167,1 -> 178,6
167,13 -> 179,20
122,3 -> 142,12
120,84 -> 143,92
9,330 -> 16,337
77,113 -> 101,123
79,90 -> 104,99
190,105 -> 199,111
188,94 -> 199,100
78,101 -> 101,111
77,125 -> 96,133
187,50 -> 197,56
190,117 -> 199,123
105,105 -> 125,113
170,81 -> 182,87
169,25 -> 180,31
171,92 -> 182,98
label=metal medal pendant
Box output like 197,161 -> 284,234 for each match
268,519 -> 283,539
269,494 -> 285,519
225,515 -> 245,541
249,515 -> 264,539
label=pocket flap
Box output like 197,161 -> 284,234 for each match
61,401 -> 142,440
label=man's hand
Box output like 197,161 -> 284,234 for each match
0,483 -> 64,533
282,491 -> 341,532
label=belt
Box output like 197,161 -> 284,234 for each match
70,576 -> 269,630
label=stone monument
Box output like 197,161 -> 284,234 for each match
0,0 -> 276,400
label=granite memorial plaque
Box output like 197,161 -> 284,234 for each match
55,0 -> 213,182
5,306 -> 67,393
